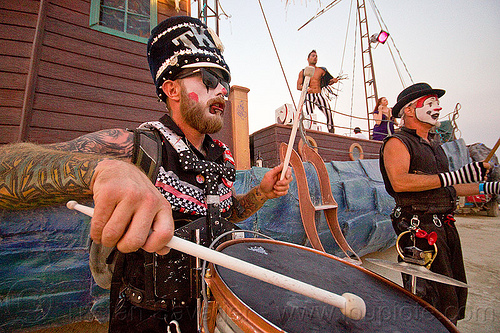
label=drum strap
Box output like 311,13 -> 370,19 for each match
109,251 -> 126,316
143,251 -> 156,306
131,126 -> 163,183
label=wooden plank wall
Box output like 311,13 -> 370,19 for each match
250,124 -> 383,168
0,0 -> 189,144
0,1 -> 39,144
250,125 -> 287,168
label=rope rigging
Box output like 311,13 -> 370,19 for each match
296,0 -> 345,31
435,102 -> 462,143
257,0 -> 298,112
366,0 -> 413,88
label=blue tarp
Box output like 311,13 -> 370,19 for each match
0,202 -> 108,332
234,159 -> 396,256
0,139 -> 469,331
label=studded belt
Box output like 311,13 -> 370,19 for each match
392,206 -> 455,228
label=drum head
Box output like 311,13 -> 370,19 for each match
212,239 -> 456,333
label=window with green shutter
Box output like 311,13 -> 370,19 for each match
89,0 -> 157,43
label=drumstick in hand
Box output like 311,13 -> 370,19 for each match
67,200 -> 366,320
280,66 -> 315,180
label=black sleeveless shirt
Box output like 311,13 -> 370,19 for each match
379,127 -> 456,213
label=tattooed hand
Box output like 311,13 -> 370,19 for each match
230,163 -> 292,222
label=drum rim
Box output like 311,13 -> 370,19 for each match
206,258 -> 283,332
207,238 -> 459,333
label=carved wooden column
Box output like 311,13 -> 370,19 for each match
228,85 -> 250,170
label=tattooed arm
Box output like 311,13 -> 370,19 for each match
0,143 -> 103,209
46,128 -> 134,158
0,138 -> 174,254
230,163 -> 292,223
0,129 -> 134,209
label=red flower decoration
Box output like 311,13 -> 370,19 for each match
415,229 -> 438,246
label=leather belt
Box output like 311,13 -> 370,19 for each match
393,207 -> 455,228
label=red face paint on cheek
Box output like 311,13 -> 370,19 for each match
188,92 -> 199,102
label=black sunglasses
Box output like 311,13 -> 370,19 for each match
176,68 -> 230,96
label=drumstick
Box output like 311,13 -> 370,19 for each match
67,200 -> 366,320
484,137 -> 500,163
280,66 -> 315,180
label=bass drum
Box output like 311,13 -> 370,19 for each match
204,239 -> 458,333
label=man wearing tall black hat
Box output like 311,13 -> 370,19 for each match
380,82 -> 498,324
0,16 -> 292,332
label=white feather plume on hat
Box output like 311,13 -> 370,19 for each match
207,27 -> 225,53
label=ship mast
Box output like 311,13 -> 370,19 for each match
297,0 -> 382,137
195,0 -> 220,34
356,0 -> 378,137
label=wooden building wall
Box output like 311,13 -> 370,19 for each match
0,0 -> 190,145
250,124 -> 383,168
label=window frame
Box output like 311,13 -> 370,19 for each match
89,0 -> 157,43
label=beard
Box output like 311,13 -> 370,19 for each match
179,86 -> 224,134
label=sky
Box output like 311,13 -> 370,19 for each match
208,0 -> 500,149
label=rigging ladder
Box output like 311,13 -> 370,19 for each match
356,0 -> 378,134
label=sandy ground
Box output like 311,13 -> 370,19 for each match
30,214 -> 499,333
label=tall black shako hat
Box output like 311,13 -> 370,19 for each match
392,82 -> 445,118
147,16 -> 230,102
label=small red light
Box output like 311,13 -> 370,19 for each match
377,31 -> 389,44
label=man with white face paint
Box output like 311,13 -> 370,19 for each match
379,83 -> 498,324
412,94 -> 441,126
